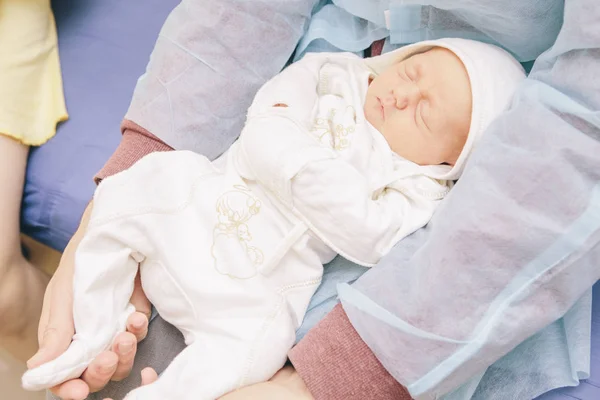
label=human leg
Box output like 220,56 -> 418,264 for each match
0,134 -> 49,362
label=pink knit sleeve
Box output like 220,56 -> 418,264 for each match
289,304 -> 412,400
94,120 -> 173,184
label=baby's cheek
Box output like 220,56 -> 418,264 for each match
384,128 -> 404,154
364,104 -> 379,130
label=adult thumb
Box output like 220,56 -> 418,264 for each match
27,280 -> 75,369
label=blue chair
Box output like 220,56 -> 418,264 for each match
23,0 -> 180,250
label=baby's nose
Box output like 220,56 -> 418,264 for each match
381,95 -> 397,107
393,85 -> 420,109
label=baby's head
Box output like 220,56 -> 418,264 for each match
365,38 -> 526,179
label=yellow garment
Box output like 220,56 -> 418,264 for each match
0,0 -> 67,146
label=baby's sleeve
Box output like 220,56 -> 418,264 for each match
289,158 -> 442,267
235,113 -> 336,193
247,53 -> 360,127
91,151 -> 216,223
237,113 -> 442,266
247,55 -> 321,127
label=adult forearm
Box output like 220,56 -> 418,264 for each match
94,120 -> 173,184
49,201 -> 93,284
289,305 -> 411,400
124,0 -> 320,155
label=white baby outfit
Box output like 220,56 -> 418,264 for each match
22,38 -> 525,399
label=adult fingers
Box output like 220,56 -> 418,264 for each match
36,277 -> 54,344
35,203 -> 89,350
110,332 -> 138,381
50,379 -> 90,400
81,351 -> 119,393
101,367 -> 157,400
126,311 -> 149,343
141,367 -> 158,386
127,270 -> 151,342
130,270 -> 151,321
27,271 -> 74,369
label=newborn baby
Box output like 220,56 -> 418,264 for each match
23,38 -> 525,399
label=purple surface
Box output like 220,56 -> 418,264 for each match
22,0 -> 179,250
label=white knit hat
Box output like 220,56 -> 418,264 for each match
365,38 -> 526,180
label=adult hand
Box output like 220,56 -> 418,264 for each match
102,367 -> 158,400
26,202 -> 152,400
219,365 -> 313,400
104,365 -> 312,400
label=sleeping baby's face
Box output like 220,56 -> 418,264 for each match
365,48 -> 472,166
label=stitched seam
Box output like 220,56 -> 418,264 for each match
239,277 -> 322,385
277,277 -> 322,294
154,260 -> 199,323
239,297 -> 284,386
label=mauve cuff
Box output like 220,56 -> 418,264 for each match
371,38 -> 385,57
289,304 -> 412,400
94,120 -> 173,184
